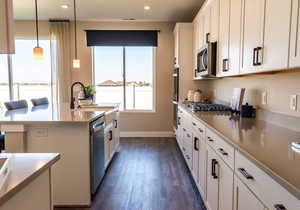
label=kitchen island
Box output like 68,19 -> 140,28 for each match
0,153 -> 60,210
0,103 -> 120,207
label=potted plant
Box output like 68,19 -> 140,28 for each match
84,85 -> 96,101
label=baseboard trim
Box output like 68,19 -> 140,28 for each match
120,131 -> 175,138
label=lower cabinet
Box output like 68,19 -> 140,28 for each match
234,176 -> 265,210
206,146 -> 233,210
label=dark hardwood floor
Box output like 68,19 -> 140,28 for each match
55,138 -> 206,210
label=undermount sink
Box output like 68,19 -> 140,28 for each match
78,106 -> 115,112
0,156 -> 11,191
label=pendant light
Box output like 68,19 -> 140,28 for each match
73,0 -> 80,69
33,0 -> 44,60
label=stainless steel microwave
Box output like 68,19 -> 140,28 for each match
195,42 -> 217,78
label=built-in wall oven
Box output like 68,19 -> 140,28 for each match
195,42 -> 217,78
173,67 -> 179,129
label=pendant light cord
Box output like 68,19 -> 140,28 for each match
35,0 -> 39,48
74,0 -> 78,59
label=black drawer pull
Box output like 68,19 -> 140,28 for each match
274,204 -> 286,210
194,137 -> 199,151
187,134 -> 191,138
198,128 -> 203,133
208,137 -> 214,142
183,128 -> 186,132
192,122 -> 196,126
238,168 -> 254,180
186,155 -> 190,160
218,148 -> 228,156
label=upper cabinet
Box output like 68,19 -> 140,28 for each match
240,0 -> 292,74
0,0 -> 15,54
290,0 -> 300,67
193,0 -> 293,78
217,0 -> 242,77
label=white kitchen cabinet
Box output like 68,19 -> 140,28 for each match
203,8 -> 211,44
202,0 -> 219,43
290,0 -> 300,67
192,134 -> 199,183
206,146 -> 233,210
234,176 -> 265,210
240,0 -> 291,74
193,17 -> 200,72
113,112 -> 120,151
218,0 -> 242,77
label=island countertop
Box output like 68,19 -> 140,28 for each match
0,153 -> 60,205
0,103 -> 119,124
179,103 -> 300,200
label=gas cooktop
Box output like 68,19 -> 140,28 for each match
192,104 -> 232,112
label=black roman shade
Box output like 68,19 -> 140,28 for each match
85,30 -> 158,47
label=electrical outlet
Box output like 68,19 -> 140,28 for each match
262,91 -> 267,105
290,95 -> 298,111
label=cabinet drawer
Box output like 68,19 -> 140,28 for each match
206,128 -> 235,169
235,151 -> 300,210
191,117 -> 205,138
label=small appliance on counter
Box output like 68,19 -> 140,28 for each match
241,103 -> 256,118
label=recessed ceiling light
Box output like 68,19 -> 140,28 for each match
61,4 -> 69,9
144,5 -> 151,10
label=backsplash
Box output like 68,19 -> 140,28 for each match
204,70 -> 300,117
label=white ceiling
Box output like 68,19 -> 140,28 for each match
13,0 -> 205,22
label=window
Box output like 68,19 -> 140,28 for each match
0,40 -> 52,109
94,46 -> 155,111
12,40 -> 52,101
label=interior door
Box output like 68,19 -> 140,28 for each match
218,0 -> 230,76
261,0 -> 291,71
290,0 -> 300,67
234,176 -> 265,210
206,147 -> 219,210
240,0 -> 264,73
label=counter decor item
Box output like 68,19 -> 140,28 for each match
79,85 -> 96,106
230,88 -> 245,113
241,103 -> 256,118
193,89 -> 202,103
187,90 -> 195,102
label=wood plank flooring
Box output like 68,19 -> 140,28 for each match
55,138 -> 206,210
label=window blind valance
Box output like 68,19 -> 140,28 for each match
85,30 -> 159,47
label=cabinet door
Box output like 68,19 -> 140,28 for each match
193,17 -> 200,72
217,0 -> 230,76
204,8 -> 211,43
192,134 -> 199,182
261,0 -> 291,71
206,147 -> 219,210
109,129 -> 115,159
210,0 -> 219,42
290,0 -> 300,67
174,26 -> 180,66
104,132 -> 110,167
198,136 -> 207,199
228,0 -> 242,75
198,15 -> 205,47
240,0 -> 264,73
218,159 -> 234,210
234,177 -> 265,210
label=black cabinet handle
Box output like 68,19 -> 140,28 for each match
218,148 -> 228,156
256,47 -> 262,66
206,33 -> 210,43
198,128 -> 204,133
183,128 -> 186,132
274,204 -> 286,210
187,133 -> 191,138
211,159 -> 215,177
222,58 -> 229,72
238,168 -> 254,180
114,120 -> 118,128
109,130 -> 113,141
194,137 -> 199,151
212,159 -> 218,179
253,48 -> 257,66
208,137 -> 214,142
192,122 -> 196,126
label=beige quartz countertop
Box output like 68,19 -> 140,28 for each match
179,103 -> 300,200
0,153 -> 60,205
0,103 -> 119,123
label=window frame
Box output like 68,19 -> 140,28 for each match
92,46 -> 156,113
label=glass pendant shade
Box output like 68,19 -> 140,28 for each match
33,47 -> 44,60
73,59 -> 80,68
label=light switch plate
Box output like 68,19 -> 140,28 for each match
290,95 -> 298,111
262,91 -> 267,105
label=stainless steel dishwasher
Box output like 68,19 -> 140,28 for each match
90,116 -> 105,195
